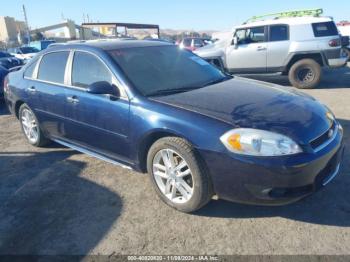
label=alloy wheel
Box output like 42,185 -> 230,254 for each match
297,67 -> 315,83
21,108 -> 39,143
152,149 -> 194,204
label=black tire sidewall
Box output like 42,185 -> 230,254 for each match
147,137 -> 212,213
288,59 -> 321,89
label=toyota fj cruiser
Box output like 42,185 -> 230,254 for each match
195,9 -> 349,89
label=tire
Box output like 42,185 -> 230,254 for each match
288,59 -> 322,89
19,103 -> 50,147
147,137 -> 213,213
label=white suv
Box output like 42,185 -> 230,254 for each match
195,13 -> 348,89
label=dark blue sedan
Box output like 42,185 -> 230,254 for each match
4,40 -> 344,212
0,51 -> 23,69
0,65 -> 9,98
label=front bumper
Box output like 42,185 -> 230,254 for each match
200,124 -> 344,205
323,48 -> 348,67
328,57 -> 348,67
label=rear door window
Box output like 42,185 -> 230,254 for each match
183,39 -> 192,47
312,22 -> 338,37
37,51 -> 69,84
193,39 -> 204,48
71,51 -> 113,88
269,25 -> 289,42
24,58 -> 39,78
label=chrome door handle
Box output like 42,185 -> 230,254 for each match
27,86 -> 36,93
67,96 -> 79,104
257,46 -> 267,51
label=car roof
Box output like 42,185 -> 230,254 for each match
48,39 -> 173,51
235,16 -> 334,29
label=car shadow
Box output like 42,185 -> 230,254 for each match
241,64 -> 350,89
0,100 -> 9,116
0,150 -> 122,255
195,118 -> 350,227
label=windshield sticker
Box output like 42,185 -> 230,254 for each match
190,56 -> 210,66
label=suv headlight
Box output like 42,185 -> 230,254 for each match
220,128 -> 302,156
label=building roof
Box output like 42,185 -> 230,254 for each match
81,22 -> 159,30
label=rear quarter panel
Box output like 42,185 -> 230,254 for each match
5,70 -> 29,115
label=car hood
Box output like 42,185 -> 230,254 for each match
151,77 -> 332,145
194,39 -> 228,58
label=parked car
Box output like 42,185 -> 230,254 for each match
29,40 -> 56,51
195,15 -> 348,89
178,37 -> 213,51
0,65 -> 9,98
8,46 -> 40,61
4,40 -> 344,212
338,23 -> 350,57
0,51 -> 23,69
341,36 -> 350,58
143,37 -> 175,44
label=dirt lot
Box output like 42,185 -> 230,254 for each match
0,65 -> 349,255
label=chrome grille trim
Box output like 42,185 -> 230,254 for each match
322,163 -> 340,186
312,124 -> 338,153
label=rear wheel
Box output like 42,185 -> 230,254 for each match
147,137 -> 213,213
19,103 -> 50,147
288,59 -> 322,89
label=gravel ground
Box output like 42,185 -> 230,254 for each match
0,65 -> 349,256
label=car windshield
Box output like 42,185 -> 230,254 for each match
109,45 -> 229,96
20,47 -> 39,54
0,51 -> 13,58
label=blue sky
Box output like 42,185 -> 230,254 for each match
2,0 -> 349,31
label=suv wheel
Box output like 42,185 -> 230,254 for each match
147,137 -> 213,213
288,59 -> 321,89
19,103 -> 50,147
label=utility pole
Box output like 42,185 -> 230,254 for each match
22,5 -> 31,44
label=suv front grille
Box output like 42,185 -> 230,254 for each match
310,121 -> 337,150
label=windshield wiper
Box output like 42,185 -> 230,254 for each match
147,76 -> 232,97
147,86 -> 202,97
201,75 -> 232,87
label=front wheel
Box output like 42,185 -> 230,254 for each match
19,103 -> 50,147
288,59 -> 322,89
147,137 -> 213,213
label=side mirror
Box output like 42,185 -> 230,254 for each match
232,36 -> 238,47
87,81 -> 119,97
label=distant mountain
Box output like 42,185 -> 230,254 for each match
125,28 -> 220,39
160,28 -> 219,36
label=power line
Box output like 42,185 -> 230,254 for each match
22,5 -> 31,44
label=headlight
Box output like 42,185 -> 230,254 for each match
220,128 -> 302,156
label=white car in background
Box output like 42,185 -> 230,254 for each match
8,46 -> 40,62
196,9 -> 348,89
338,22 -> 350,55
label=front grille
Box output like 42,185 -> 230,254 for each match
310,121 -> 336,150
